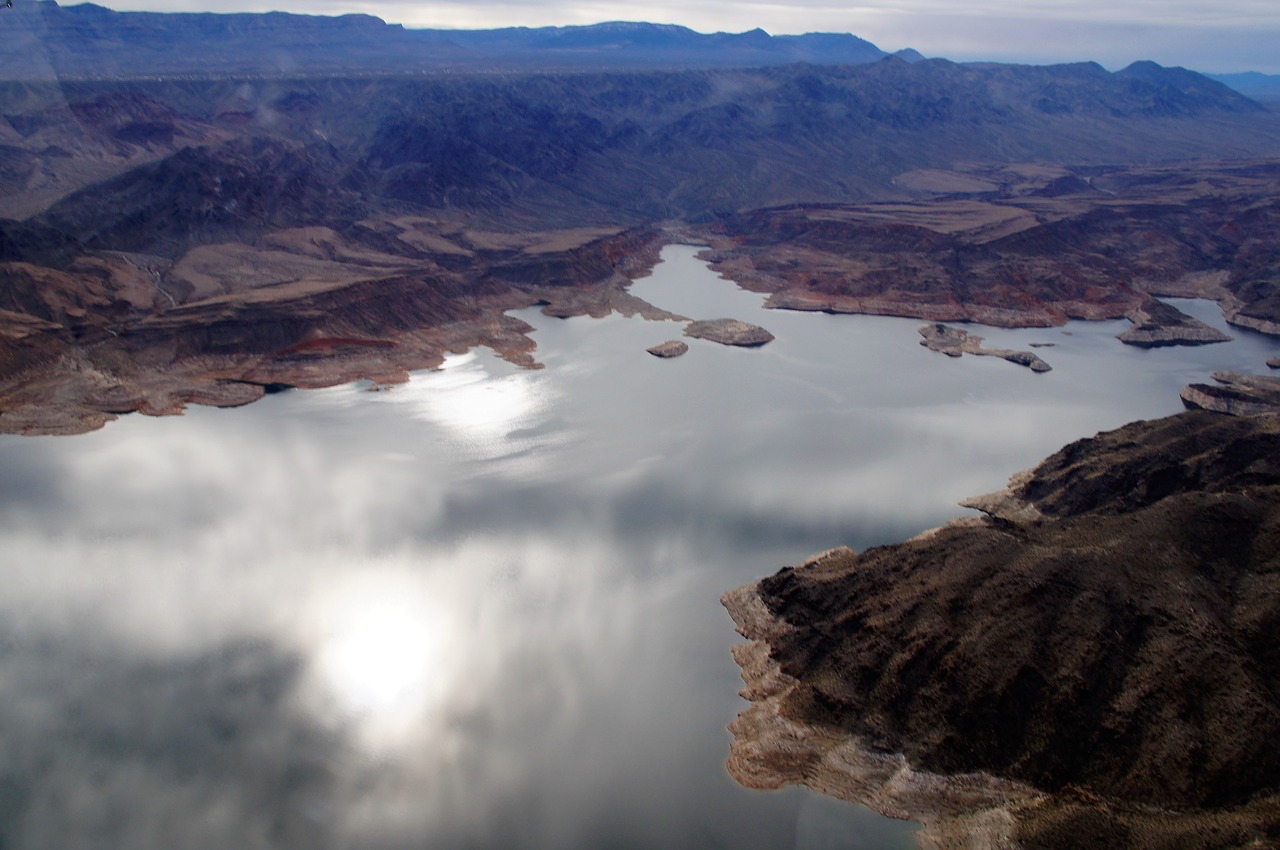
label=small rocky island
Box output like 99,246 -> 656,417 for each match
684,318 -> 775,347
724,384 -> 1280,848
918,323 -> 1052,372
1117,297 -> 1232,347
646,340 -> 689,358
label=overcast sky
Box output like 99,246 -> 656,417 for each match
100,1 -> 1280,74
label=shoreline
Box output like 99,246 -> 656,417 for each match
722,567 -> 1041,850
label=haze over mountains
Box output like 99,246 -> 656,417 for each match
1207,72 -> 1280,104
2,1 -> 913,78
3,56 -> 1274,234
4,0 -> 1279,94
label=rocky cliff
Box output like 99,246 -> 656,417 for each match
1181,371 -> 1280,416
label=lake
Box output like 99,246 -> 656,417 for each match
0,245 -> 1276,849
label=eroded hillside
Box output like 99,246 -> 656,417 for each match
725,402 -> 1280,848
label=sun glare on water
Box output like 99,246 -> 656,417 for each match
321,609 -> 436,714
310,574 -> 449,743
375,351 -> 549,441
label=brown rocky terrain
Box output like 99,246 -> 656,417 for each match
724,403 -> 1280,848
694,160 -> 1280,335
647,340 -> 688,358
0,222 -> 669,434
12,155 -> 1280,433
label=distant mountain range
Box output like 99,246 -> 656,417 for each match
6,0 -> 1277,102
0,2 -> 918,79
1209,72 -> 1280,103
1,56 -> 1271,236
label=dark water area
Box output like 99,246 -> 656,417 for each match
0,246 -> 1277,849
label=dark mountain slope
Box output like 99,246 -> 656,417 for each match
15,58 -> 1276,249
726,407 -> 1280,847
1116,61 -> 1264,115
41,138 -> 366,254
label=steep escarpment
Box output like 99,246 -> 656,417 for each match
725,408 -> 1280,847
1220,198 -> 1280,335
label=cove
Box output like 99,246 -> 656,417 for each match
0,245 -> 1276,849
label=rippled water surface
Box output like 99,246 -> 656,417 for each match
1,246 -> 1277,849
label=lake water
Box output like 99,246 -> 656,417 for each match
1,245 -> 1277,849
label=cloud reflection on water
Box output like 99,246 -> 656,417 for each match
0,405 -> 809,848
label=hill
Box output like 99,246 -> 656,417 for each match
725,403 -> 1280,847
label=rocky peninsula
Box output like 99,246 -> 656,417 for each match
724,398 -> 1280,848
0,224 -> 671,435
646,340 -> 689,358
1117,298 -> 1232,347
694,161 -> 1280,337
